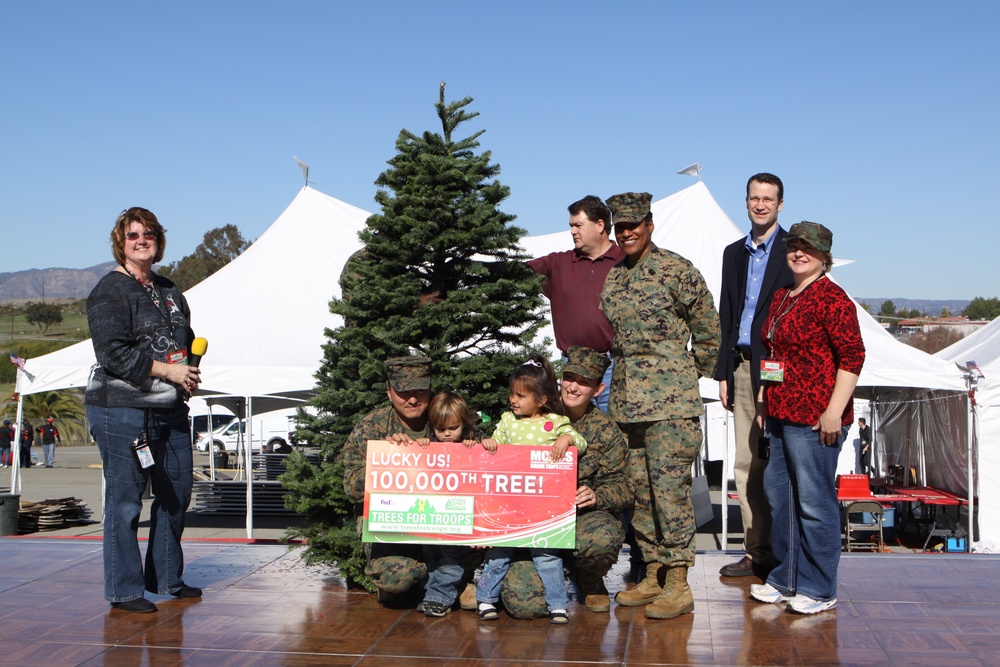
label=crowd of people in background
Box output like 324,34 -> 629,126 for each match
0,416 -> 59,468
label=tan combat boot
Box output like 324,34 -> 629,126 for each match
459,582 -> 477,611
614,562 -> 664,607
578,573 -> 611,612
644,566 -> 694,619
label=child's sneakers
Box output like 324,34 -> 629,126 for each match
548,609 -> 569,624
477,602 -> 499,620
422,600 -> 452,617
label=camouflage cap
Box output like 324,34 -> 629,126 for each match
385,356 -> 432,392
606,192 -> 653,226
786,221 -> 833,253
562,346 -> 611,382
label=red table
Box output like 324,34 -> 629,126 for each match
886,486 -> 968,550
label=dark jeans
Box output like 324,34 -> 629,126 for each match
87,404 -> 193,603
763,419 -> 845,602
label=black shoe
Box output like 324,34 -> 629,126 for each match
423,600 -> 452,617
719,556 -> 755,577
172,585 -> 203,598
111,598 -> 158,613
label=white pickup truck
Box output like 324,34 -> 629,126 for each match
195,412 -> 296,454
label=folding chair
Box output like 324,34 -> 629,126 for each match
845,501 -> 884,552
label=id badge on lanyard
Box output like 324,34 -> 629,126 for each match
760,359 -> 785,382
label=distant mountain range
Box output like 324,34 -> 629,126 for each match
0,263 -> 118,301
854,298 -> 970,317
0,266 -> 974,316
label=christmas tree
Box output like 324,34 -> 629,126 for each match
281,84 -> 547,587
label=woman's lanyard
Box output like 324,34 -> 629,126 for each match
765,274 -> 826,350
761,275 -> 825,383
124,266 -> 163,309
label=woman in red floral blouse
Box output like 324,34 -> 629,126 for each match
749,221 -> 865,615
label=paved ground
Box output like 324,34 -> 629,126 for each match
3,446 -> 303,541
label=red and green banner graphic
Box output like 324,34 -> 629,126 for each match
361,440 -> 578,549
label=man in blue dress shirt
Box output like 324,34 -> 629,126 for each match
714,173 -> 794,578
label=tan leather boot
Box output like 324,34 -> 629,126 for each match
578,572 -> 611,612
614,562 -> 664,607
644,566 -> 694,619
585,594 -> 611,612
459,582 -> 477,611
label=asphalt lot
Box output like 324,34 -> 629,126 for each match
3,445 -> 303,541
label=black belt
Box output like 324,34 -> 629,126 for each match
735,348 -> 752,362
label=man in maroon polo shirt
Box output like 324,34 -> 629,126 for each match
527,195 -> 624,411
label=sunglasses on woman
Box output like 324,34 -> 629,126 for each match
125,230 -> 158,241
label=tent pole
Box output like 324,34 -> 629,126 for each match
207,403 -> 216,481
916,390 -> 927,486
867,397 -> 874,476
966,381 -> 976,550
246,396 -> 254,540
11,390 -> 25,495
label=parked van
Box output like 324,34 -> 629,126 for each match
191,413 -> 235,450
195,411 -> 297,454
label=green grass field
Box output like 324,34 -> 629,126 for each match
0,300 -> 90,342
1,301 -> 88,391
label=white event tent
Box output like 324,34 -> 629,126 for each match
11,180 -> 972,541
937,316 -> 1000,548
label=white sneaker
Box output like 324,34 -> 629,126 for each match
787,594 -> 836,614
749,583 -> 793,604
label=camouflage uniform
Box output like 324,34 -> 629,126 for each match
501,388 -> 632,618
600,231 -> 719,570
339,357 -> 435,597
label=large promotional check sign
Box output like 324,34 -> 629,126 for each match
361,440 -> 578,549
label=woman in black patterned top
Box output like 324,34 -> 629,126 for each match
85,207 -> 203,614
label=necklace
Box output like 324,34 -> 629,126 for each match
766,275 -> 826,345
122,265 -> 161,309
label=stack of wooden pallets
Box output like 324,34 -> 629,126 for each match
18,498 -> 95,534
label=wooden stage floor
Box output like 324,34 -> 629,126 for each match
1,538 -> 999,667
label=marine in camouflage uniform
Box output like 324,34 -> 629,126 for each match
501,347 -> 632,618
599,192 -> 719,620
340,356 -> 435,600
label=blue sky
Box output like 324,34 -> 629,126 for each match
2,2 -> 997,300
